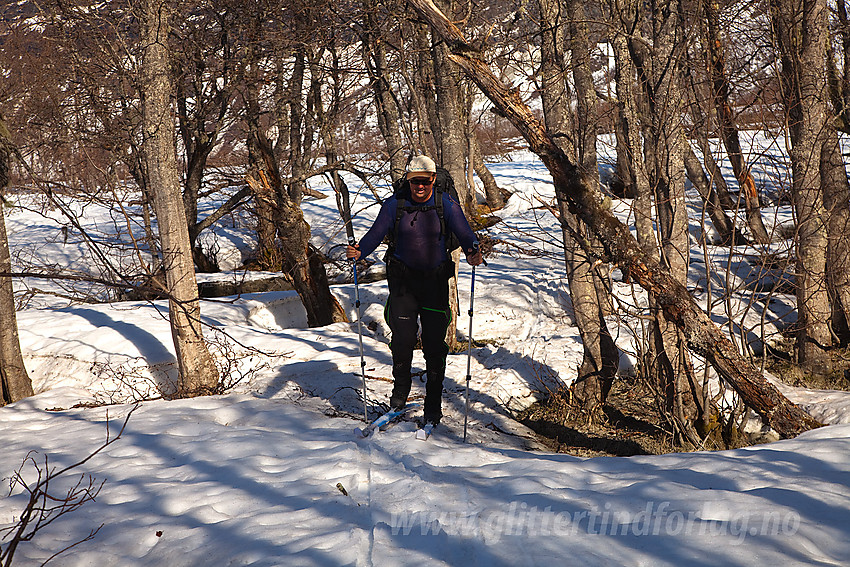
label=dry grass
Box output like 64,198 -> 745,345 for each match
517,379 -> 679,457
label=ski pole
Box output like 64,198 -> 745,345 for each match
463,264 -> 476,443
350,238 -> 369,422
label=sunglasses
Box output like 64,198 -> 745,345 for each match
409,177 -> 434,187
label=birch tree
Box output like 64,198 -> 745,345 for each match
140,0 -> 219,397
0,115 -> 34,405
239,8 -> 347,327
632,0 -> 705,444
534,0 -> 618,416
770,0 -> 833,370
703,0 -> 772,244
361,0 -> 407,183
408,0 -> 820,438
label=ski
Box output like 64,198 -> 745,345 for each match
415,423 -> 435,441
354,402 -> 420,438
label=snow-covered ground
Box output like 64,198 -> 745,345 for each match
2,136 -> 850,565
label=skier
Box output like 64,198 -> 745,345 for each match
347,155 -> 483,427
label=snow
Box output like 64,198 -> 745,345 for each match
3,138 -> 850,565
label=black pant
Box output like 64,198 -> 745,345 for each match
385,265 -> 451,422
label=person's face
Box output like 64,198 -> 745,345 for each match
408,174 -> 435,203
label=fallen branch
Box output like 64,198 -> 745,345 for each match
408,0 -> 820,437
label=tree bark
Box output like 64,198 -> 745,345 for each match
771,0 -> 834,369
0,116 -> 34,405
683,143 -> 747,245
822,126 -> 850,344
536,0 -> 575,159
835,0 -> 850,132
681,54 -> 747,246
410,21 -> 440,158
561,208 -> 618,414
431,0 -> 471,210
426,0 -> 470,351
471,135 -> 503,210
408,0 -> 820,437
608,5 -> 655,255
555,0 -> 619,414
567,0 -> 599,177
242,42 -> 280,269
704,0 -> 772,244
632,0 -> 701,445
168,5 -> 237,272
362,4 -> 407,183
0,200 -> 33,405
139,0 -> 219,398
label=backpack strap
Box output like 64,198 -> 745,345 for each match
395,197 -> 408,224
434,189 -> 447,241
386,196 -> 407,259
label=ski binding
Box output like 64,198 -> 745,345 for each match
415,423 -> 435,440
354,402 -> 420,438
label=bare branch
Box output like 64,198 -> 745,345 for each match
1,405 -> 137,566
407,0 -> 821,437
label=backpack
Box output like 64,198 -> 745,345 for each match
385,166 -> 462,261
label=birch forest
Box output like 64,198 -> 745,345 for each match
2,0 -> 849,448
